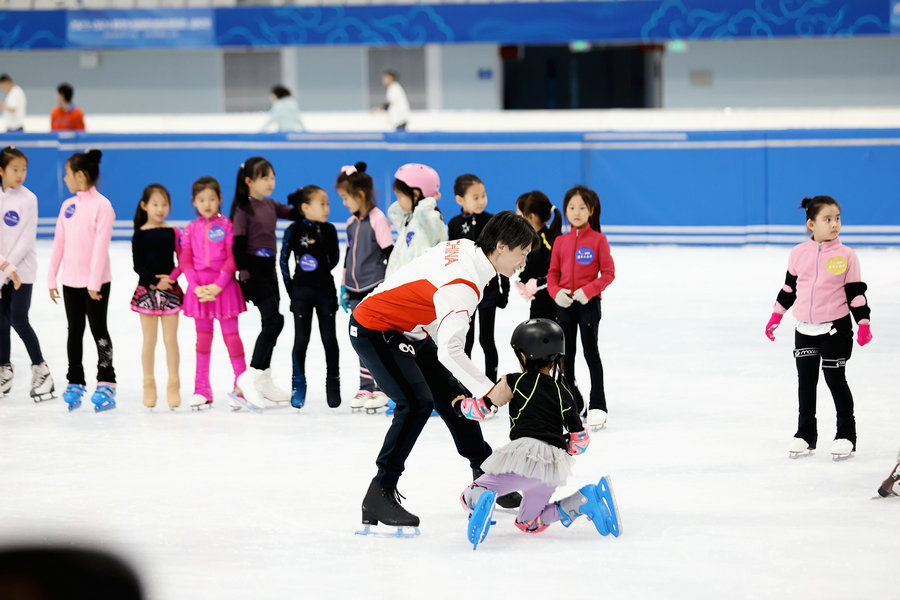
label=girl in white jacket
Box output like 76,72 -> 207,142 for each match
385,163 -> 447,277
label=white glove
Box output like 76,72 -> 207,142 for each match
554,289 -> 574,308
572,288 -> 590,304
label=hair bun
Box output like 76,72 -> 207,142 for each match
354,161 -> 367,173
86,149 -> 103,164
799,197 -> 813,209
287,189 -> 303,206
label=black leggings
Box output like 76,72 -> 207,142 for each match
0,282 -> 44,365
291,288 -> 339,385
794,315 -> 855,449
250,295 -> 284,370
558,298 -> 605,412
464,304 -> 498,382
63,284 -> 115,385
349,316 -> 491,490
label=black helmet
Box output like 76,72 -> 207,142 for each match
510,318 -> 565,362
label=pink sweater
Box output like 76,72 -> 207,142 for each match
774,237 -> 867,324
47,187 -> 114,291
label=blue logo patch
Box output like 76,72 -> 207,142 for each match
64,204 -> 77,219
3,211 -> 19,227
406,231 -> 415,246
208,225 -> 225,242
255,248 -> 275,258
575,247 -> 594,265
299,254 -> 318,272
346,235 -> 353,248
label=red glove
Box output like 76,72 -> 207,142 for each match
459,396 -> 491,421
765,313 -> 783,341
857,323 -> 872,346
567,429 -> 591,455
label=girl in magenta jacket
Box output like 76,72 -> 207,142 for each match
48,150 -> 117,412
180,176 -> 247,409
764,195 -> 871,460
547,185 -> 615,430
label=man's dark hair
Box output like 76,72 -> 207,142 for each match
0,74 -> 11,83
475,210 -> 539,254
271,84 -> 291,99
57,83 -> 74,103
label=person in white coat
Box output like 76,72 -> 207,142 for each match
0,75 -> 26,133
377,70 -> 410,131
262,85 -> 304,132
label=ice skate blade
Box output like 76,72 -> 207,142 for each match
365,407 -> 382,415
831,452 -> 854,462
354,524 -> 420,538
788,450 -> 814,459
32,393 -> 57,402
467,490 -> 497,550
351,406 -> 365,413
93,403 -> 116,412
228,392 -> 263,414
872,492 -> 898,500
590,424 -> 607,432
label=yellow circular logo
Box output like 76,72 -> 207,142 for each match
826,256 -> 847,275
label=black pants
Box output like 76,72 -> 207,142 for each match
558,298 -> 605,412
63,284 -> 115,385
794,315 -> 855,449
464,304 -> 498,382
291,287 -> 339,386
0,282 -> 43,365
349,316 -> 492,490
249,296 -> 284,370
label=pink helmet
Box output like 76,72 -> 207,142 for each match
394,163 -> 440,199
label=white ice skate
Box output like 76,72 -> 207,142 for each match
30,362 -> 55,402
831,438 -> 854,462
587,409 -> 607,430
233,369 -> 266,413
364,391 -> 389,414
190,394 -> 212,410
788,437 -> 814,459
0,363 -> 13,396
350,390 -> 372,412
257,368 -> 290,403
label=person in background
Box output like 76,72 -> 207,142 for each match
50,83 -> 85,132
262,85 -> 304,133
515,190 -> 563,320
375,70 -> 410,131
0,75 -> 26,133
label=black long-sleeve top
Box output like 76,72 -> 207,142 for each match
448,211 -> 509,308
503,371 -> 583,450
519,226 -> 555,288
279,218 -> 340,295
132,227 -> 179,288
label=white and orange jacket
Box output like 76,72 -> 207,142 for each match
353,238 -> 497,398
0,183 -> 37,285
47,186 -> 114,291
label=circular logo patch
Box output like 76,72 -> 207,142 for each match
406,231 -> 416,246
3,211 -> 19,227
300,254 -> 318,272
208,225 -> 225,242
64,204 -> 77,219
826,256 -> 847,275
575,247 -> 594,265
255,248 -> 275,258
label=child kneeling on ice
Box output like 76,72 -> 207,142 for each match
456,318 -> 620,548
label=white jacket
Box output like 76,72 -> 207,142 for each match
385,81 -> 410,128
0,184 -> 37,284
385,197 -> 447,277
353,238 -> 498,397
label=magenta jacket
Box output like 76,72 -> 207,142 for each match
179,213 -> 239,290
773,237 -> 870,324
547,225 -> 615,301
47,187 -> 114,291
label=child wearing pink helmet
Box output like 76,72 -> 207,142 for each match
385,163 -> 447,278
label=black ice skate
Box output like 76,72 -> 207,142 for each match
876,461 -> 900,499
355,480 -> 420,538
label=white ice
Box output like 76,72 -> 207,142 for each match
0,241 -> 897,599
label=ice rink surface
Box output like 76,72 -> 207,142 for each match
0,241 -> 897,599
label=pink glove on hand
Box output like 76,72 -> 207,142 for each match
567,429 -> 591,455
857,323 -> 872,346
514,281 -> 528,299
765,313 -> 783,341
460,396 -> 491,421
523,279 -> 539,299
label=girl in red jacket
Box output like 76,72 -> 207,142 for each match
547,185 -> 615,430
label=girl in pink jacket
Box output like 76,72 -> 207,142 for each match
48,150 -> 116,412
180,176 -> 248,410
547,185 -> 615,430
765,195 -> 871,460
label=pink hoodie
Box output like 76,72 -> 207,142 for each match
774,237 -> 867,324
47,186 -> 114,291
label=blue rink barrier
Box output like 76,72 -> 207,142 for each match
8,129 -> 900,246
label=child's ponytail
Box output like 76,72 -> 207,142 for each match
67,148 -> 102,188
231,156 -> 274,220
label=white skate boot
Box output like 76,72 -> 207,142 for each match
0,363 -> 13,396
831,438 -> 854,461
233,368 -> 266,412
587,409 -> 607,430
788,437 -> 814,459
257,368 -> 290,403
364,391 -> 389,414
30,362 -> 55,402
190,393 -> 212,410
351,390 -> 372,412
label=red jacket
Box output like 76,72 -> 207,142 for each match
50,106 -> 85,131
547,226 -> 615,301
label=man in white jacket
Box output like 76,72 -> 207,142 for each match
378,70 -> 410,131
349,211 -> 539,530
0,75 -> 26,133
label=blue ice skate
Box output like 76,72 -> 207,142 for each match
63,384 -> 87,411
556,476 -> 621,537
467,489 -> 497,550
91,384 -> 117,412
291,375 -> 307,409
596,476 -> 621,537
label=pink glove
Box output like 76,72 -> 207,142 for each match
514,280 -> 527,299
567,429 -> 591,455
523,279 -> 539,299
857,323 -> 872,346
460,396 -> 491,421
765,313 -> 783,341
